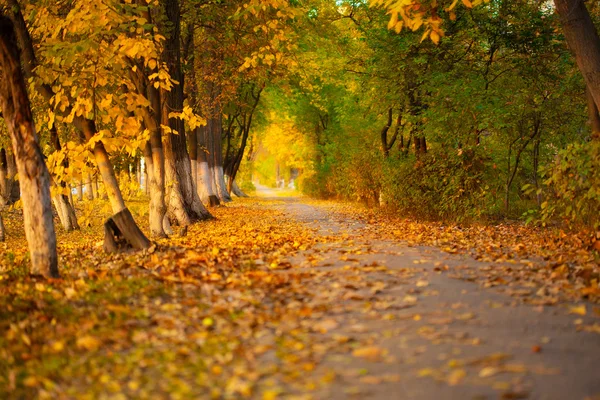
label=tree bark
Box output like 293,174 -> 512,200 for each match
587,86 -> 600,140
77,180 -> 83,201
129,59 -> 168,237
197,125 -> 219,206
554,0 -> 600,119
229,178 -> 249,198
50,126 -> 79,231
0,15 -> 58,277
208,101 -> 232,203
85,172 -> 94,200
0,213 -> 4,242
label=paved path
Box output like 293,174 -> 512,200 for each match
261,198 -> 600,400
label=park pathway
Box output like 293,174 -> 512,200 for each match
257,195 -> 600,400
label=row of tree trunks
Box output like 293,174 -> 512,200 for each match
163,0 -> 212,224
183,28 -> 222,208
0,15 -> 58,276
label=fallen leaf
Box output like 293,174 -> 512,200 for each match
352,346 -> 384,362
76,335 -> 101,351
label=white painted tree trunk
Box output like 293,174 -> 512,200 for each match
214,165 -> 232,203
228,177 -> 249,198
196,161 -> 211,204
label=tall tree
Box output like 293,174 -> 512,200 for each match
162,0 -> 212,224
0,15 -> 58,277
7,0 -> 151,250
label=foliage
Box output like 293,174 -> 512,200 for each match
533,141 -> 600,230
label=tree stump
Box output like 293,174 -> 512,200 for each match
104,208 -> 150,253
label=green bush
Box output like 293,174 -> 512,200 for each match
534,141 -> 600,230
380,148 -> 491,221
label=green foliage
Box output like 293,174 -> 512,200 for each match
534,141 -> 600,230
380,149 -> 491,221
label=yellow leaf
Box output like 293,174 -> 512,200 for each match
21,333 -> 31,346
569,304 -> 586,316
313,319 -> 339,333
446,0 -> 460,11
352,346 -> 383,362
479,367 -> 499,378
462,0 -> 473,7
387,11 -> 398,30
430,30 -> 440,44
447,369 -> 466,385
76,335 -> 101,351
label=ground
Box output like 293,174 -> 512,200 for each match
0,194 -> 599,399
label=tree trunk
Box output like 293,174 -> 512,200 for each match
85,173 -> 94,200
0,15 -> 58,277
189,123 -> 198,197
50,125 -> 79,231
0,148 -> 18,204
587,86 -> 600,140
197,126 -> 219,206
77,180 -> 83,201
162,0 -> 211,223
209,109 -> 232,203
555,0 -> 600,119
135,156 -> 142,189
229,178 -> 249,198
0,213 -> 4,242
68,186 -> 74,208
0,148 -> 9,204
381,108 -> 393,157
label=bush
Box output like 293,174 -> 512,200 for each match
380,148 -> 491,221
535,141 -> 600,230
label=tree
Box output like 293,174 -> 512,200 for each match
7,0 -> 151,251
554,0 -> 600,122
0,15 -> 58,277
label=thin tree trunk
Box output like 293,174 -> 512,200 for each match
93,176 -> 99,199
189,123 -> 198,197
210,109 -> 232,203
50,125 -> 79,231
135,156 -> 142,189
85,173 -> 94,200
0,15 -> 58,277
77,180 -> 83,201
0,148 -> 9,204
0,213 -> 4,242
200,122 -> 220,206
230,178 -> 249,198
68,186 -> 74,208
587,86 -> 600,140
